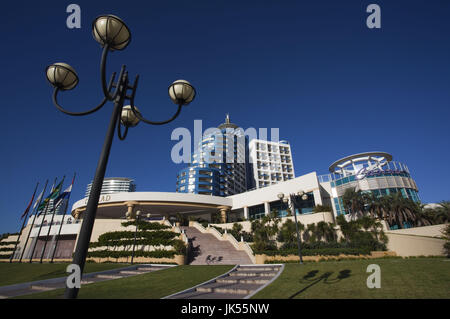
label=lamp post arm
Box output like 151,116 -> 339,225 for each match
100,44 -> 124,101
52,70 -> 117,116
128,75 -> 183,125
52,89 -> 107,116
117,119 -> 129,140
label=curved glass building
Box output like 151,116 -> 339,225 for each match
85,177 -> 136,197
325,152 -> 419,216
176,115 -> 248,196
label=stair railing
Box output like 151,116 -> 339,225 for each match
189,221 -> 256,264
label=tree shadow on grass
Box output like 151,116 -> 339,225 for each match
288,269 -> 352,299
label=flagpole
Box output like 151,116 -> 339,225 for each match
51,173 -> 76,263
9,182 -> 39,263
40,176 -> 66,263
29,177 -> 57,263
19,180 -> 49,263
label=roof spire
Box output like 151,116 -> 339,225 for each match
225,113 -> 230,124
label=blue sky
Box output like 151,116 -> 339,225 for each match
1,0 -> 449,234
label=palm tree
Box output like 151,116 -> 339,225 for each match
434,201 -> 450,224
385,193 -> 419,229
357,215 -> 385,242
315,221 -> 336,242
304,223 -> 317,243
336,215 -> 359,242
342,188 -> 367,219
251,211 -> 280,251
409,202 -> 433,227
366,193 -> 389,220
277,219 -> 304,247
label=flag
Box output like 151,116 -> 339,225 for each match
32,188 -> 45,210
21,189 -> 37,220
54,177 -> 74,209
49,180 -> 64,200
37,180 -> 64,213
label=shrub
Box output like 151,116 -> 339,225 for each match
251,212 -> 280,251
313,205 -> 332,213
172,240 -> 187,256
87,249 -> 177,259
255,247 -> 371,256
88,224 -> 184,260
213,225 -> 254,242
232,223 -> 243,233
97,230 -> 176,243
120,221 -> 170,231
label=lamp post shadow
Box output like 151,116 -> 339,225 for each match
288,269 -> 352,299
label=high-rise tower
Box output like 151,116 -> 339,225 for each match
176,115 -> 248,196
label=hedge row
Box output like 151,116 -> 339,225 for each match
97,230 -> 176,243
255,247 -> 372,256
89,238 -> 177,248
264,255 -> 404,264
0,242 -> 14,246
87,249 -> 177,259
120,221 -> 171,231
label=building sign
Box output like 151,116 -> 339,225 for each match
83,194 -> 111,205
356,167 -> 407,180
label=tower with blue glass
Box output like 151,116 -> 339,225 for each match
176,115 -> 248,196
327,152 -> 420,216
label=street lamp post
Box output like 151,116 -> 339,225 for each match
45,15 -> 196,299
131,210 -> 141,265
278,191 -> 308,264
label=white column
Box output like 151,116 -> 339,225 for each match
313,189 -> 323,206
264,201 -> 270,216
243,206 -> 249,220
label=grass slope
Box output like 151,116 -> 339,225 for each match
253,258 -> 450,299
16,265 -> 234,299
0,263 -> 126,287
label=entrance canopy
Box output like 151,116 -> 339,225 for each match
71,192 -> 232,219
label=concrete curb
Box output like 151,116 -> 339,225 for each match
244,264 -> 284,299
0,263 -> 176,295
161,265 -> 238,299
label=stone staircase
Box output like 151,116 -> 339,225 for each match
166,264 -> 283,299
182,226 -> 252,265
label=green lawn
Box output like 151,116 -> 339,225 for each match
252,258 -> 450,299
15,265 -> 234,299
0,262 -> 127,287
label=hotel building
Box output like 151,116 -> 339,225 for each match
318,152 -> 420,216
85,177 -> 136,197
248,139 -> 295,189
176,115 -> 248,196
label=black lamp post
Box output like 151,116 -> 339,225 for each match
277,191 -> 308,264
45,15 -> 196,299
131,210 -> 141,265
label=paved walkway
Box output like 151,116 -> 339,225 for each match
0,264 -> 175,299
164,264 -> 284,299
183,226 -> 253,265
